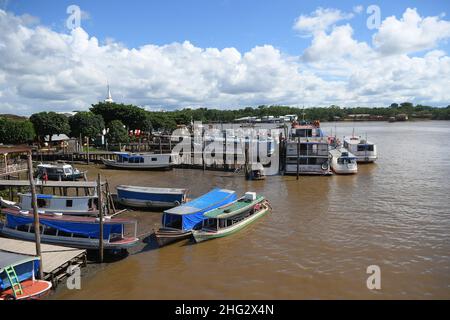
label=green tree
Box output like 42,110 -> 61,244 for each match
69,112 -> 105,139
0,118 -> 36,144
29,112 -> 70,142
106,120 -> 129,144
90,102 -> 152,132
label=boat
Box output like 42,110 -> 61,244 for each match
116,185 -> 187,209
36,163 -> 85,181
0,208 -> 139,251
0,251 -> 52,300
192,192 -> 271,243
154,188 -> 237,247
343,135 -> 378,163
284,120 -> 332,175
1,193 -> 98,216
329,147 -> 358,174
102,153 -> 172,170
246,163 -> 266,180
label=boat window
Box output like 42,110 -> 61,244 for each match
66,199 -> 73,207
219,219 -> 227,229
204,219 -> 218,229
308,158 -> 317,165
58,230 -> 72,237
152,158 -> 157,161
65,168 -> 71,173
88,198 -> 93,209
44,226 -> 58,236
37,198 -> 48,208
17,224 -> 30,232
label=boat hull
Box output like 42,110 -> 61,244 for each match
154,228 -> 192,247
117,186 -> 185,209
102,159 -> 172,170
0,227 -> 139,250
193,207 -> 270,243
0,279 -> 52,300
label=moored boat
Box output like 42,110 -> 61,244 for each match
102,153 -> 172,170
154,188 -> 237,247
116,185 -> 187,209
329,147 -> 358,174
343,135 -> 378,163
0,251 -> 52,300
2,193 -> 98,216
0,208 -> 139,250
193,192 -> 271,243
36,163 -> 85,181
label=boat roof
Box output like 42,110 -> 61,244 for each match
204,195 -> 265,219
329,148 -> 357,158
344,137 -> 375,145
0,251 -> 38,273
116,185 -> 187,194
37,163 -> 73,169
18,193 -> 96,200
2,208 -> 134,224
164,188 -> 236,216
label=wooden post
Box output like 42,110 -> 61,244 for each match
86,137 -> 90,165
27,152 -> 44,280
97,174 -> 104,263
296,136 -> 300,180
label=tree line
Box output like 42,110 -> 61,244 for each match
1,102 -> 449,145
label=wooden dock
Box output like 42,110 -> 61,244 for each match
0,238 -> 86,285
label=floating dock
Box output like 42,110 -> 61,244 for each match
0,238 -> 86,286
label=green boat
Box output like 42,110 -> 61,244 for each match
192,193 -> 271,243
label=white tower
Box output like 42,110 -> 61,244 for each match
104,83 -> 114,103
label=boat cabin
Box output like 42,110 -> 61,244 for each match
17,193 -> 97,216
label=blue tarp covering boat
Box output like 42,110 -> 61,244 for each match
162,188 -> 237,231
5,213 -> 123,240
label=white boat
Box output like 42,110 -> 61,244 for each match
2,193 -> 98,216
36,163 -> 85,181
343,136 -> 378,163
329,147 -> 358,174
116,185 -> 187,208
102,153 -> 172,170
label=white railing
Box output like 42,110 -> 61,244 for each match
0,162 -> 28,175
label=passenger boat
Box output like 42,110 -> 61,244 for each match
0,208 -> 139,250
329,147 -> 358,174
116,185 -> 187,209
36,163 -> 84,181
1,193 -> 98,216
102,153 -> 172,170
0,251 -> 52,300
193,192 -> 271,243
154,188 -> 237,247
284,120 -> 332,175
343,135 -> 378,163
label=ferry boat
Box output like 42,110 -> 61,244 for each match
192,192 -> 271,243
329,147 -> 358,174
284,121 -> 332,175
36,163 -> 84,181
0,252 -> 52,300
1,193 -> 98,216
343,135 -> 378,163
0,208 -> 139,250
116,185 -> 187,209
154,188 -> 237,247
102,153 -> 172,170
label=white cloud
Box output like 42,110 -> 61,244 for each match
353,5 -> 364,14
373,8 -> 450,55
293,7 -> 354,35
0,8 -> 449,116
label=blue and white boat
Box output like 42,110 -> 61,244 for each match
102,153 -> 172,170
154,188 -> 237,246
116,185 -> 187,209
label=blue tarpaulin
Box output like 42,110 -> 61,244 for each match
6,214 -> 123,239
162,188 -> 237,231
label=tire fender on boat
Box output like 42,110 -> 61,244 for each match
174,201 -> 181,206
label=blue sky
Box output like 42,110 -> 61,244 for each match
5,0 -> 450,54
1,1 -> 450,114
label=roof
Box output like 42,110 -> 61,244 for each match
164,188 -> 236,216
329,147 -> 356,158
44,134 -> 70,142
204,195 -> 265,219
343,137 -> 375,145
0,145 -> 31,155
0,250 -> 37,273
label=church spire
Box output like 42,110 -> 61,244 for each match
104,82 -> 114,103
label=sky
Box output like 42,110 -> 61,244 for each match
0,0 -> 450,115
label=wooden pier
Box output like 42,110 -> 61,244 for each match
0,238 -> 86,286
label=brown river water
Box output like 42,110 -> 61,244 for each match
53,121 -> 450,299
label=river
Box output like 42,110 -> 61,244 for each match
53,121 -> 450,299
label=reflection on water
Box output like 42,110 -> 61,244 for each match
54,121 -> 450,299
